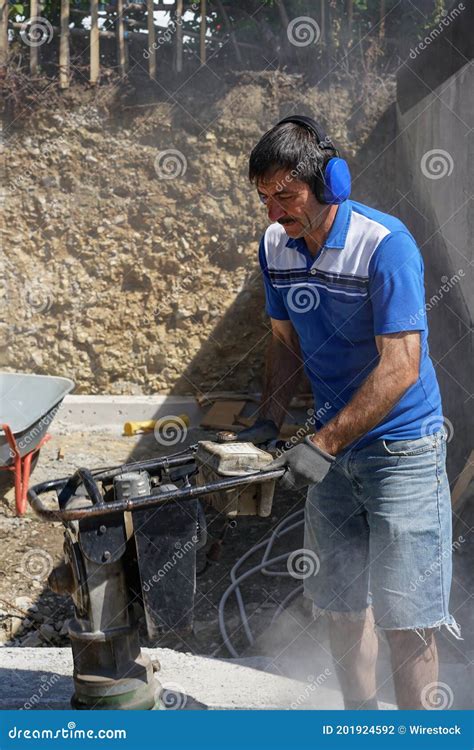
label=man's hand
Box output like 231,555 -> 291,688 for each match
267,436 -> 335,490
236,418 -> 279,445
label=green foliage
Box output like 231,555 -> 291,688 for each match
9,3 -> 24,15
430,0 -> 447,28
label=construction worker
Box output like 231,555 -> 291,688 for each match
241,116 -> 460,710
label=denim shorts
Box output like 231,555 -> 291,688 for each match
304,427 -> 460,633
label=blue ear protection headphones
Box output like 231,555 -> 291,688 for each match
276,115 -> 351,205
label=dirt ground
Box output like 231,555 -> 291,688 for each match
1,428 -> 473,676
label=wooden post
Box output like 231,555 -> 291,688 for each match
59,0 -> 70,89
275,0 -> 296,64
451,450 -> 474,509
116,0 -> 126,76
215,0 -> 241,64
451,449 -> 474,536
379,0 -> 386,39
326,0 -> 333,57
275,0 -> 289,29
199,0 -> 206,65
146,0 -> 156,79
176,0 -> 183,73
346,0 -> 353,48
90,0 -> 99,84
320,0 -> 325,47
30,0 -> 38,75
0,0 -> 8,73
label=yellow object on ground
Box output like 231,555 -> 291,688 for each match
123,414 -> 190,436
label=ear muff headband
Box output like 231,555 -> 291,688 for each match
276,115 -> 351,204
277,115 -> 334,154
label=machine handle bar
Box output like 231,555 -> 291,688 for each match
28,468 -> 285,522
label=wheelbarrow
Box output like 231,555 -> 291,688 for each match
0,372 -> 75,516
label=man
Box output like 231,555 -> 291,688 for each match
243,116 -> 460,710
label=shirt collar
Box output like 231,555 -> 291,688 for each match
285,200 -> 352,253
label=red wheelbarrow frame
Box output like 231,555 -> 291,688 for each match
0,423 -> 51,516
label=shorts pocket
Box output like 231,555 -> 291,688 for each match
382,433 -> 438,456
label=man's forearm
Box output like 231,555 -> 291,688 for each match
258,336 -> 303,428
311,359 -> 417,455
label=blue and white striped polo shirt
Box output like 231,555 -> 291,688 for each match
259,199 -> 443,447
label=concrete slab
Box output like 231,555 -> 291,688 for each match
54,395 -> 205,434
0,648 -> 346,710
1,643 -> 470,710
52,395 -> 309,435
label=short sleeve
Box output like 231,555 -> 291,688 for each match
368,231 -> 426,335
258,236 -> 290,321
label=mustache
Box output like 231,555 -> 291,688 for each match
278,217 -> 296,225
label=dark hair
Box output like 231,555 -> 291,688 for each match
248,121 -> 337,190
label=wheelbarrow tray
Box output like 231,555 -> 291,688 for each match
0,373 -> 74,466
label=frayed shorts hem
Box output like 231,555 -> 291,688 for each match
375,618 -> 462,642
311,602 -> 462,642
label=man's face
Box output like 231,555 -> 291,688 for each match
256,169 -> 327,239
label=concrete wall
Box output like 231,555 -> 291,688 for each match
395,1 -> 473,480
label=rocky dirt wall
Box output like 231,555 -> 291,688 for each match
2,70 -> 394,395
